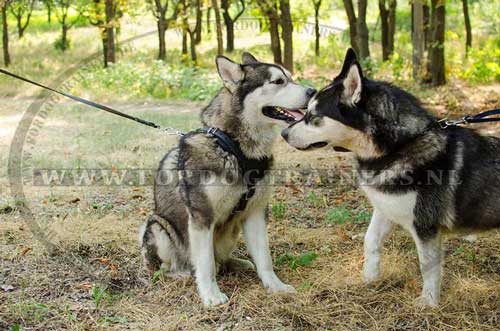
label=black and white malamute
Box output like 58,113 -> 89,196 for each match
139,53 -> 316,307
283,48 -> 500,306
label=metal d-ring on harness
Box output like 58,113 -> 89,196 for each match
0,68 -> 269,215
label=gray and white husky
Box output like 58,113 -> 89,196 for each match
282,48 -> 500,306
139,52 -> 315,307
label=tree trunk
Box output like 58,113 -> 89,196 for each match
104,0 -> 116,66
221,0 -> 234,52
17,15 -> 23,38
412,0 -> 424,80
428,0 -> 445,86
387,0 -> 396,57
182,30 -> 188,55
62,24 -> 69,50
195,0 -> 202,44
356,0 -> 370,59
188,30 -> 197,63
313,0 -> 321,56
225,19 -> 234,52
102,35 -> 108,67
280,0 -> 293,72
379,0 -> 396,61
157,18 -> 166,60
47,2 -> 51,23
268,10 -> 282,65
206,6 -> 211,33
2,3 -> 10,66
423,3 -> 430,50
211,0 -> 223,55
462,0 -> 471,56
342,0 -> 358,55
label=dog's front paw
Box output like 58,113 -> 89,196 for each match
363,268 -> 380,284
415,294 -> 439,308
261,271 -> 296,294
200,289 -> 229,307
267,281 -> 296,294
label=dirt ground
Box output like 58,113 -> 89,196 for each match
1,83 -> 500,330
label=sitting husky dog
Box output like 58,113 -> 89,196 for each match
282,48 -> 500,306
139,53 -> 315,306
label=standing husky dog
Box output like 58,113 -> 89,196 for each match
282,48 -> 500,306
139,53 -> 315,307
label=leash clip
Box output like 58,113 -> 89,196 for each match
437,117 -> 469,129
207,127 -> 219,135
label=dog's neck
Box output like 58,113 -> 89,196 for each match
355,130 -> 448,185
202,89 -> 278,160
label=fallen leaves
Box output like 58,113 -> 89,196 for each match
93,257 -> 118,274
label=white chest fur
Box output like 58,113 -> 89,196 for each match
361,186 -> 417,230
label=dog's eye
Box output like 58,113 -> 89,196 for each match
270,78 -> 285,85
312,117 -> 322,126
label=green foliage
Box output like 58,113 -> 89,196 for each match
355,208 -> 371,223
92,284 -> 108,309
271,203 -> 286,220
152,267 -> 167,284
54,35 -> 72,51
65,304 -> 77,321
306,191 -> 322,208
460,37 -> 500,83
326,203 -> 372,224
78,61 -> 221,101
325,203 -> 352,224
275,251 -> 319,270
9,300 -> 50,322
454,245 -> 477,262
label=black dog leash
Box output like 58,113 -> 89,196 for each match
1,68 -> 269,214
0,68 -> 184,136
431,108 -> 500,129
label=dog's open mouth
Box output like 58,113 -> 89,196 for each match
297,141 -> 328,151
262,106 -> 305,123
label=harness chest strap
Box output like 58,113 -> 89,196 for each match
199,127 -> 271,215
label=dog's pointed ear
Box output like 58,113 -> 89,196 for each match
216,56 -> 244,93
241,52 -> 259,64
336,48 -> 363,106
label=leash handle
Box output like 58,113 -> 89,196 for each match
0,68 -> 184,135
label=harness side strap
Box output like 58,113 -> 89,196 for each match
0,68 -> 161,129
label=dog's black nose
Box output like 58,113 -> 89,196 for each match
306,87 -> 317,98
281,128 -> 289,141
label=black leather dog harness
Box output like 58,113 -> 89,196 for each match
200,127 -> 271,215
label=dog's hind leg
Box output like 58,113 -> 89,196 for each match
139,223 -> 161,274
363,209 -> 394,283
214,221 -> 255,272
139,215 -> 186,275
412,230 -> 443,307
189,216 -> 228,307
243,208 -> 296,294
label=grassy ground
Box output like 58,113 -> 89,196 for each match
1,8 -> 500,331
1,84 -> 500,330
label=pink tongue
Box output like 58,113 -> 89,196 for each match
285,109 -> 304,121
